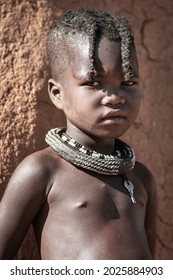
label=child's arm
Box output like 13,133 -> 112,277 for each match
0,153 -> 49,259
143,166 -> 157,258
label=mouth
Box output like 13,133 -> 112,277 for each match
102,110 -> 127,124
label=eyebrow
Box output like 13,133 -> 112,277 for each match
131,70 -> 140,79
75,73 -> 90,81
74,71 -> 104,81
73,64 -> 140,81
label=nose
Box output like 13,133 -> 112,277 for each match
101,91 -> 125,106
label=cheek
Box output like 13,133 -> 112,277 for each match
76,93 -> 98,110
131,87 -> 141,108
128,92 -> 141,119
134,94 -> 141,112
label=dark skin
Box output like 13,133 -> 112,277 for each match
0,36 -> 157,259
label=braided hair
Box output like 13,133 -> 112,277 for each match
47,8 -> 135,81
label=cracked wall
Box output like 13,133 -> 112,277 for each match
0,0 -> 173,259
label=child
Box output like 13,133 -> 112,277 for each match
0,8 -> 157,259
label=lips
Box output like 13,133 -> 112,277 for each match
101,110 -> 127,125
103,110 -> 127,119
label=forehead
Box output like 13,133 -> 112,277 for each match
66,36 -> 138,79
67,36 -> 91,76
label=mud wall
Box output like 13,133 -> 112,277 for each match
0,0 -> 173,259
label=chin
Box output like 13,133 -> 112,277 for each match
97,127 -> 130,139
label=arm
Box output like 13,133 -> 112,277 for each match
0,153 -> 49,259
144,171 -> 157,258
135,161 -> 157,258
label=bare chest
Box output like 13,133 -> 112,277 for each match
45,167 -> 147,223
33,160 -> 151,260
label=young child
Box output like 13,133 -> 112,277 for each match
0,8 -> 157,260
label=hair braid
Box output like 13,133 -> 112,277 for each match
113,16 -> 134,81
88,22 -> 98,79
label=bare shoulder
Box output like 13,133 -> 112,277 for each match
133,161 -> 157,201
4,147 -> 59,203
15,146 -> 58,177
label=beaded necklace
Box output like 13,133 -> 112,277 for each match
45,128 -> 136,204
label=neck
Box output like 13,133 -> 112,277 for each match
66,125 -> 115,155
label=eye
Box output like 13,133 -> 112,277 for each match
121,80 -> 137,86
84,81 -> 102,88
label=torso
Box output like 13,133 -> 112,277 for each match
33,148 -> 152,260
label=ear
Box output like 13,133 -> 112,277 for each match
48,78 -> 64,110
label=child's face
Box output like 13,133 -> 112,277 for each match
54,36 -> 141,139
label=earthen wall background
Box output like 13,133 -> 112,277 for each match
0,0 -> 173,259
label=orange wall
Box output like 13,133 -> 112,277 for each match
1,0 -> 173,259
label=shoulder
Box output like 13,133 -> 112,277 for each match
5,147 -> 60,201
13,147 -> 56,180
133,161 -> 157,202
134,161 -> 155,184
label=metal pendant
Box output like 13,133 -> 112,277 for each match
124,178 -> 136,204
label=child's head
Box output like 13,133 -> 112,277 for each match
47,8 -> 135,83
47,8 -> 141,140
